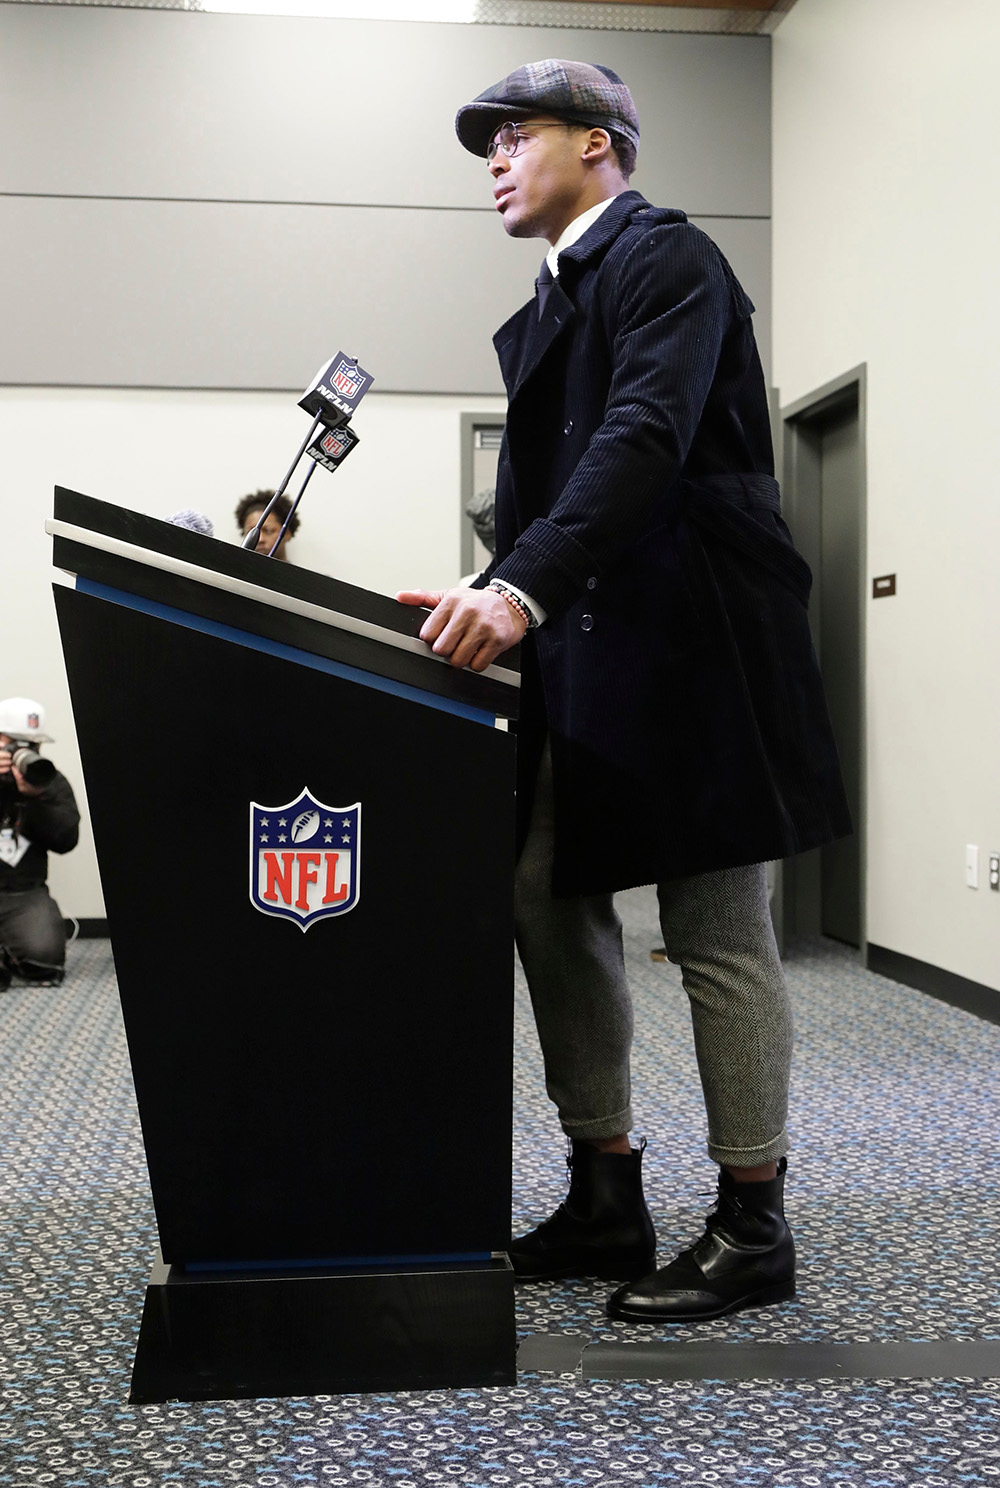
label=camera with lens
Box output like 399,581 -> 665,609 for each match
0,737 -> 56,790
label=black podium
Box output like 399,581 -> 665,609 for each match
47,487 -> 519,1402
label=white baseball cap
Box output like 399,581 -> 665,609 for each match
0,697 -> 53,742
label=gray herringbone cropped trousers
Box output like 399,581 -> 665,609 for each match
514,745 -> 793,1167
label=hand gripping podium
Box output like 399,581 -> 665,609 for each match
47,488 -> 519,1403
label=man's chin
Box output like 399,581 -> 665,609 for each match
501,212 -> 539,240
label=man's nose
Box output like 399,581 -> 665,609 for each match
488,152 -> 509,179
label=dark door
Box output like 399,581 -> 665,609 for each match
781,371 -> 865,949
818,404 -> 863,945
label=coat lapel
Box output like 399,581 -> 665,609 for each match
509,282 -> 575,399
493,302 -> 534,397
492,194 -> 668,403
493,285 -> 575,401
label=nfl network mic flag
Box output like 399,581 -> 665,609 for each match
307,424 -> 360,473
298,352 -> 375,425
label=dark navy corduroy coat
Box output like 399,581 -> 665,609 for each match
480,191 -> 851,896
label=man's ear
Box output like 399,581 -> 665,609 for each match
581,128 -> 613,164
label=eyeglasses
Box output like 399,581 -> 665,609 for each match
486,119 -> 564,163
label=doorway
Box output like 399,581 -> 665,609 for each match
460,414 -> 505,582
779,367 -> 867,949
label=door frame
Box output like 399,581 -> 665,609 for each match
460,412 -> 505,579
776,364 -> 868,951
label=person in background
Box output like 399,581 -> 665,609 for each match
235,491 -> 299,560
168,509 -> 214,537
0,698 -> 80,991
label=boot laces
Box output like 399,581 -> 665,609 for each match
702,1185 -> 754,1238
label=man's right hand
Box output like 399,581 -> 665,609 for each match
396,586 -> 526,672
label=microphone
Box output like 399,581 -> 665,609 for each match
243,351 -> 374,554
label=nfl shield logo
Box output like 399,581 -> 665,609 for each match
249,789 -> 361,931
321,429 -> 349,458
331,360 -> 365,399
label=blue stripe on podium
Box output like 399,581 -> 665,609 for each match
183,1252 -> 493,1273
75,577 -> 498,726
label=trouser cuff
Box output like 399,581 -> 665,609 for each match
560,1106 -> 633,1141
708,1128 -> 789,1167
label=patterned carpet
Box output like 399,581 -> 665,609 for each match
2,885 -> 999,1487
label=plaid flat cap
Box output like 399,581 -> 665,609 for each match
455,59 -> 639,158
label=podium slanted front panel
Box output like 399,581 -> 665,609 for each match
50,489 -> 518,1398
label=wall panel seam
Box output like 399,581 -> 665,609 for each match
0,382 -> 510,397
0,191 -> 768,222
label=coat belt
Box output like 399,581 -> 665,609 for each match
681,472 -> 782,514
680,473 -> 811,604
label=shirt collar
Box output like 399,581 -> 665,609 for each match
546,197 -> 618,278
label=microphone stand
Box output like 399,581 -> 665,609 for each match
241,410 -> 325,552
267,459 -> 318,557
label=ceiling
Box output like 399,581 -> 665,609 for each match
4,0 -> 799,33
511,0 -> 797,30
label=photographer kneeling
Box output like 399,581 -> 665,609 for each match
0,698 -> 80,991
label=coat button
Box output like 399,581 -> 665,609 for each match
586,576 -> 597,591
564,420 -> 574,435
580,613 -> 594,632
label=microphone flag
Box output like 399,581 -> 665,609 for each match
298,352 -> 375,425
307,423 -> 360,473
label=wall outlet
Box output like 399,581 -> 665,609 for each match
966,844 -> 980,889
989,852 -> 1000,892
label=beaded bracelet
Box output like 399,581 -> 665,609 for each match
488,580 -> 536,631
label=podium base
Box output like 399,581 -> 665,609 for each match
129,1251 -> 516,1403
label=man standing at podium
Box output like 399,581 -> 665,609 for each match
398,60 -> 849,1323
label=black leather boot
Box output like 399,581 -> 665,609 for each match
606,1157 -> 795,1322
509,1140 -> 657,1282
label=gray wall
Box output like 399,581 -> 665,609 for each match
0,6 -> 771,392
